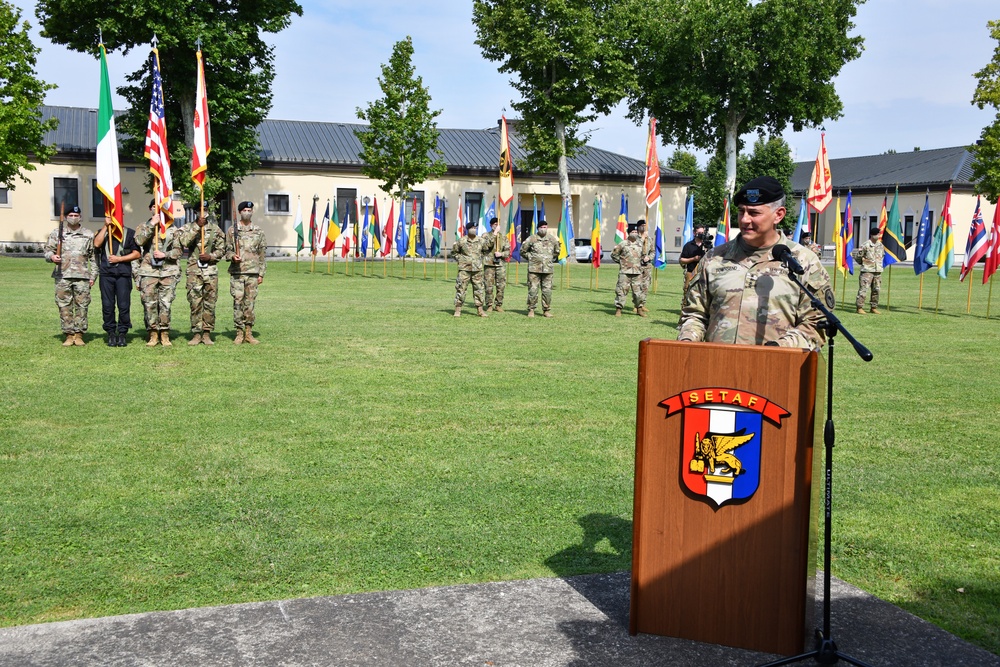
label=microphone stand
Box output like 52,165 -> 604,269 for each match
758,262 -> 874,667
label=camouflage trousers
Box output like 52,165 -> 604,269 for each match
231,275 -> 260,327
680,271 -> 697,311
186,273 -> 219,333
641,265 -> 653,296
526,272 -> 553,312
856,272 -> 882,310
454,269 -> 485,308
54,278 -> 91,333
484,264 -> 507,308
614,272 -> 644,309
139,275 -> 178,331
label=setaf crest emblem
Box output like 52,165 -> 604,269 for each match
660,388 -> 790,507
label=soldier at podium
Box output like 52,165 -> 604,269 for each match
677,176 -> 834,350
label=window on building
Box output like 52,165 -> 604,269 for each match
403,191 -> 425,221
904,215 -> 914,246
53,177 -> 79,217
868,215 -> 878,234
336,188 -> 358,230
91,179 -> 104,218
0,186 -> 9,206
464,192 -> 484,228
266,193 -> 291,214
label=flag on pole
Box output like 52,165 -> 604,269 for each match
340,201 -> 352,258
833,193 -> 843,275
717,198 -> 730,244
615,194 -> 627,245
431,196 -> 442,256
925,186 -> 955,279
654,200 -> 666,269
960,196 -> 988,281
591,198 -> 602,269
499,116 -> 514,206
191,45 -> 211,191
381,200 -> 394,257
479,198 -> 496,236
415,199 -> 427,257
539,199 -> 546,234
455,198 -> 464,241
406,199 -> 418,258
806,132 -> 833,213
557,197 -> 572,264
317,201 -> 330,254
293,196 -> 304,253
397,200 -> 409,257
682,194 -> 694,246
323,199 -> 339,254
792,197 -> 807,243
913,193 -> 934,275
644,117 -> 661,208
531,195 -> 538,237
144,44 -> 173,233
360,199 -> 370,257
308,196 -> 318,255
842,191 -> 855,275
983,201 -> 1000,284
508,199 -> 521,262
883,187 -> 907,266
877,195 -> 888,235
96,44 -> 123,242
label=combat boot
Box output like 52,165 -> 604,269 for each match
543,311 -> 553,318
638,308 -> 648,318
63,333 -> 75,346
234,328 -> 245,345
244,326 -> 260,344
527,310 -> 535,318
188,332 -> 202,346
494,306 -> 504,313
856,308 -> 865,315
615,308 -> 622,317
73,332 -> 85,346
146,330 -> 159,347
454,306 -> 462,317
202,332 -> 214,346
477,306 -> 488,318
486,305 -> 493,312
160,331 -> 172,347
870,308 -> 881,315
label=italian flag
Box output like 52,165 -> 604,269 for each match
96,45 -> 123,241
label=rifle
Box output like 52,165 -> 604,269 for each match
53,201 -> 65,279
231,192 -> 241,261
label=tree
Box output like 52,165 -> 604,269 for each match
36,0 -> 302,207
0,1 -> 57,189
666,149 -> 700,180
355,36 -> 445,202
626,0 -> 864,199
473,0 -> 633,206
971,19 -> 1000,204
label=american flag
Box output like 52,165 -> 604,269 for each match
144,46 -> 173,234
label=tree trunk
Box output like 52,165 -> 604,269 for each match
554,117 -> 571,232
179,90 -> 195,149
724,108 -> 739,199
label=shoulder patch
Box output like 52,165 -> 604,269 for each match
824,286 -> 836,310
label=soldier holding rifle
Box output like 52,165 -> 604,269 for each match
178,213 -> 226,345
482,216 -> 511,312
225,201 -> 267,344
44,204 -> 97,346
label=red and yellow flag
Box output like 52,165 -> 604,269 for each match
499,116 -> 514,206
644,117 -> 661,208
806,133 -> 832,213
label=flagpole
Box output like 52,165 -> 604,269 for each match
987,274 -> 994,319
918,274 -> 924,310
966,267 -> 974,313
935,276 -> 943,314
885,266 -> 892,312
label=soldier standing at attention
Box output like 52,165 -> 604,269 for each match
44,205 -> 96,346
178,213 -> 226,345
800,231 -> 823,257
520,219 -> 561,318
482,217 -> 511,313
612,223 -> 647,317
451,221 -> 491,317
225,201 -> 267,344
94,218 -> 140,346
678,176 -> 834,350
636,219 -> 654,315
678,223 -> 708,317
135,200 -> 184,347
852,228 -> 884,315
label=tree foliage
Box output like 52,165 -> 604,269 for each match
355,36 -> 445,202
473,0 -> 633,202
971,19 -> 1000,204
627,0 -> 864,197
0,1 -> 57,189
36,0 -> 302,208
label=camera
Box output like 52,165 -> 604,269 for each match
703,234 -> 714,249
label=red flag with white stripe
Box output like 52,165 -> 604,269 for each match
191,46 -> 211,191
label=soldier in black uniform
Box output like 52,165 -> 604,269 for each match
94,221 -> 141,346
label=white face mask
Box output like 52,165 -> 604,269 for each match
240,211 -> 252,222
538,228 -> 547,237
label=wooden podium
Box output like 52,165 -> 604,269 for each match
630,339 -> 822,656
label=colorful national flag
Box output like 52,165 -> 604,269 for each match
983,201 -> 1000,284
538,199 -> 546,234
717,198 -> 730,245
353,199 -> 361,257
431,196 -> 442,256
360,199 -> 370,257
557,197 -> 573,264
925,187 -> 955,279
144,44 -> 173,233
913,193 -> 934,276
591,197 -> 602,269
833,193 -> 843,275
883,187 -> 907,266
316,201 -> 329,253
371,199 -> 382,255
644,117 -> 661,208
323,199 -> 339,254
877,196 -> 888,235
191,45 -> 211,191
396,201 -> 408,257
654,200 -> 666,269
792,197 -> 807,243
96,44 -> 123,242
960,196 -> 988,282
499,116 -> 514,206
531,195 -> 538,237
682,194 -> 694,246
293,196 -> 304,253
455,198 -> 464,241
415,199 -> 427,258
340,201 -> 352,258
806,132 -> 833,213
308,196 -> 318,255
479,198 -> 496,236
841,191 -> 855,275
615,193 -> 627,245
508,199 -> 521,263
381,200 -> 394,257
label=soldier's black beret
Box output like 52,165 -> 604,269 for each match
636,219 -> 647,228
149,199 -> 156,209
801,231 -> 813,239
490,217 -> 499,226
870,228 -> 881,237
238,201 -> 254,211
537,219 -> 548,227
734,176 -> 784,206
68,205 -> 82,214
627,223 -> 637,233
466,221 -> 477,231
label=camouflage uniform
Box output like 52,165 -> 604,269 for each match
852,239 -> 884,311
178,222 -> 226,334
679,239 -> 708,312
44,225 -> 97,335
611,238 -> 645,310
520,232 -> 561,314
451,234 -> 491,309
134,221 -> 183,332
482,230 -> 511,310
225,222 -> 267,329
639,233 -> 655,298
678,236 -> 834,351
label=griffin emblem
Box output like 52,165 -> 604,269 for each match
689,428 -> 755,476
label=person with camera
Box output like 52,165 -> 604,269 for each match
679,223 -> 709,317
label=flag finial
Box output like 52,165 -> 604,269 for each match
151,34 -> 158,49
196,36 -> 202,51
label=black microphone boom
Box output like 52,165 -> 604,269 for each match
773,244 -> 805,275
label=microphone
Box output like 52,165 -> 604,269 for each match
772,244 -> 805,275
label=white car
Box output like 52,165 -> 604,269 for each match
574,239 -> 595,263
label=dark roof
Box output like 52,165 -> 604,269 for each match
40,106 -> 686,183
792,146 -> 976,194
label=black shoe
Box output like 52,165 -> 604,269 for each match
107,334 -> 116,347
117,333 -> 127,347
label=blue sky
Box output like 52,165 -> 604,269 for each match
11,0 -> 1000,167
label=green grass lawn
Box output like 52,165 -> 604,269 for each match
1,255 -> 997,654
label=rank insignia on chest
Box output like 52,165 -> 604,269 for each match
659,388 -> 790,507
